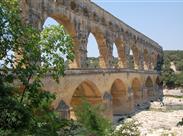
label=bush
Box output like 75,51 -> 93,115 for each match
74,100 -> 112,136
112,119 -> 140,136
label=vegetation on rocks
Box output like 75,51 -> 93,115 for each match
177,118 -> 183,126
112,119 -> 140,136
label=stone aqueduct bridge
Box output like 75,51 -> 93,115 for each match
21,0 -> 163,119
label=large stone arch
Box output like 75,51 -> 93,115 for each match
111,79 -> 128,115
131,78 -> 142,106
42,14 -> 81,68
145,76 -> 154,100
70,80 -> 102,119
114,38 -> 126,68
89,27 -> 108,68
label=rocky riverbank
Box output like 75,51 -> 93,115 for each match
135,89 -> 183,136
132,110 -> 183,136
116,89 -> 183,136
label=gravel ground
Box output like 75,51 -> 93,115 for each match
132,110 -> 183,136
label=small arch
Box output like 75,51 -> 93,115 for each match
83,7 -> 89,16
129,45 -> 139,69
151,52 -> 157,70
145,76 -> 154,99
70,80 -> 102,119
155,76 -> 162,90
111,79 -> 128,115
144,48 -> 149,70
156,54 -> 162,71
111,43 -> 119,68
89,28 -> 108,68
70,1 -> 76,10
86,33 -> 100,68
132,78 -> 142,105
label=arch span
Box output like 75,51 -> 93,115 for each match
111,79 -> 129,115
70,80 -> 102,119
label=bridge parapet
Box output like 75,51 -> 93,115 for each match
64,68 -> 159,75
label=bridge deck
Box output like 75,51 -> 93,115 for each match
64,69 -> 159,75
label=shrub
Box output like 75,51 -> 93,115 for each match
177,118 -> 183,126
74,100 -> 112,136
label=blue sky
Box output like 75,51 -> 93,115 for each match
44,0 -> 183,57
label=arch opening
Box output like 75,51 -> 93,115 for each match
89,28 -> 108,68
132,78 -> 142,105
156,54 -> 162,71
151,52 -> 157,70
111,43 -> 120,68
111,79 -> 128,115
86,33 -> 100,68
43,16 -> 80,68
113,39 -> 126,68
144,49 -> 149,70
129,46 -> 139,69
145,76 -> 154,99
70,80 -> 102,119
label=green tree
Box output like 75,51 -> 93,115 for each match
0,0 -> 74,135
161,65 -> 176,88
175,72 -> 183,87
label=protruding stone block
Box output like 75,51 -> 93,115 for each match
56,100 -> 70,119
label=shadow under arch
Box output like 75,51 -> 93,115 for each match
70,80 -> 102,119
155,76 -> 162,87
131,77 -> 142,106
42,15 -> 80,68
145,76 -> 154,100
111,79 -> 129,115
89,27 -> 108,68
155,76 -> 163,97
114,38 -> 126,68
